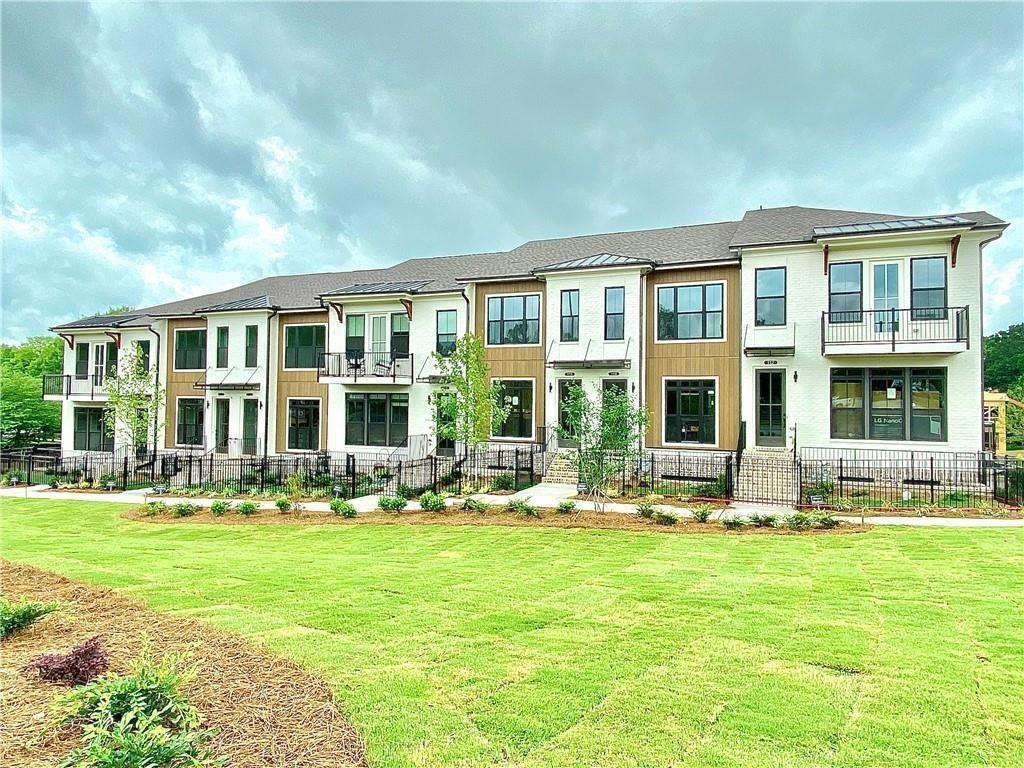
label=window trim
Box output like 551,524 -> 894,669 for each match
827,261 -> 863,324
754,267 -> 787,327
172,327 -> 208,372
489,377 -> 536,441
654,280 -> 727,344
435,309 -> 457,355
604,286 -> 625,341
484,292 -> 543,348
661,376 -> 719,448
174,395 -> 206,448
281,322 -> 327,371
215,326 -> 229,369
560,289 -> 580,343
285,396 -> 322,453
910,256 -> 948,320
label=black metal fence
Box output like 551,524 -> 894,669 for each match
619,450 -> 734,498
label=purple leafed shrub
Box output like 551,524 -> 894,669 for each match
23,635 -> 109,685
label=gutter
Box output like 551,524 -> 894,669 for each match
146,323 -> 162,451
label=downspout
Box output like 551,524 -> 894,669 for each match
263,308 -> 279,458
638,268 -> 647,451
146,323 -> 161,452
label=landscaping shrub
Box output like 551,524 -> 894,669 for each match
171,503 -> 198,518
721,516 -> 745,530
64,720 -> 219,768
395,484 -> 418,500
418,491 -> 446,512
816,513 -> 840,529
286,473 -> 306,498
692,474 -> 728,498
941,490 -> 971,507
378,494 -> 407,512
236,501 -> 258,516
327,498 -> 354,517
749,512 -> 777,527
1,596 -> 58,638
786,512 -> 813,531
557,500 -> 577,514
461,497 -> 488,512
691,502 -> 715,523
635,498 -> 655,519
23,635 -> 109,685
209,500 -> 231,517
274,496 -> 293,513
138,501 -> 167,517
505,499 -> 539,517
652,509 -> 679,526
96,473 -> 118,490
491,473 -> 515,491
803,479 -> 835,504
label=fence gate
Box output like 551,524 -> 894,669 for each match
735,454 -> 800,505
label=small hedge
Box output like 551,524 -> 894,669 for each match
418,491 -> 446,512
23,635 -> 109,685
1,597 -> 58,638
330,498 -> 357,517
236,501 -> 258,516
378,495 -> 407,512
505,499 -> 539,518
209,500 -> 231,517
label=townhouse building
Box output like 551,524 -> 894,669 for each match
43,205 -> 1007,461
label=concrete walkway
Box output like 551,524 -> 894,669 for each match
2,484 -> 1021,527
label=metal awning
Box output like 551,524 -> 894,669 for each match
743,346 -> 795,357
548,358 -> 631,369
193,367 -> 263,391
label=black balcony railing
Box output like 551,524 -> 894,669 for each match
820,306 -> 969,352
318,352 -> 414,382
41,373 -> 108,399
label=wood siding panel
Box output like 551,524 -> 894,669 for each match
644,264 -> 741,449
474,280 -> 547,438
276,311 -> 329,453
164,318 -> 208,448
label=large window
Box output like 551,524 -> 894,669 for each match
346,315 -> 365,360
244,325 -> 258,367
754,267 -> 786,327
828,262 -> 862,323
136,340 -> 151,372
174,329 -> 207,370
284,324 -> 325,369
75,342 -> 90,379
911,257 -> 947,320
487,295 -> 540,345
560,290 -> 579,342
436,310 -> 457,355
493,380 -> 533,439
73,407 -> 113,452
656,284 -> 724,340
176,398 -> 204,446
391,313 -> 410,358
215,326 -> 229,368
830,367 -> 946,442
605,287 -> 625,340
287,399 -> 321,451
664,379 -> 716,445
345,393 -> 408,447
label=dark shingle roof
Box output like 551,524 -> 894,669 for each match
532,253 -> 655,274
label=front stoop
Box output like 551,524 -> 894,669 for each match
541,449 -> 579,486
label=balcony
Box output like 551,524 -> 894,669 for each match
42,373 -> 109,401
546,338 -> 633,369
318,352 -> 414,384
820,307 -> 969,356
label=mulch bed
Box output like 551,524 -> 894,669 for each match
124,506 -> 870,535
0,561 -> 367,768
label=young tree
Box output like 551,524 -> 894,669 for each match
104,344 -> 164,453
556,383 -> 648,511
432,333 -> 509,452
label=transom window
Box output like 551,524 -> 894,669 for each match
656,284 -> 724,340
287,399 -> 321,451
560,290 -> 579,342
828,262 -> 862,323
487,295 -> 540,345
345,393 -> 408,447
174,329 -> 207,370
911,257 -> 947,320
436,309 -> 457,355
284,324 -> 325,369
665,379 -> 716,444
754,267 -> 786,326
176,398 -> 204,446
605,287 -> 625,340
493,380 -> 533,439
830,367 -> 946,442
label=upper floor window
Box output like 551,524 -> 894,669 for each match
284,324 -> 325,369
911,257 -> 947,320
136,340 -> 151,372
487,294 -> 540,345
754,267 -> 786,327
656,283 -> 724,341
215,326 -> 229,368
391,313 -> 410,358
436,309 -> 457,355
828,262 -> 862,323
244,325 -> 258,367
605,287 -> 625,340
174,329 -> 207,370
75,342 -> 90,379
560,290 -> 579,342
346,315 -> 364,360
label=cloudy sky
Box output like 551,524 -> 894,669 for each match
2,2 -> 1022,340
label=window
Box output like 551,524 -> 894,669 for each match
216,326 -> 229,368
487,295 -> 540,345
136,340 -> 151,372
174,329 -> 207,370
828,262 -> 862,323
244,325 -> 258,368
656,283 -> 724,340
104,342 -> 118,379
176,398 -> 204,446
493,380 -> 533,439
75,342 -> 89,379
754,267 -> 786,326
664,379 -> 716,444
345,315 -> 364,360
391,313 -> 410,358
436,310 -> 457,355
284,324 -> 325,369
560,290 -> 579,342
73,408 -> 113,452
911,257 -> 947,320
344,393 -> 408,447
605,287 -> 625,340
287,399 -> 321,451
242,399 -> 259,454
829,367 -> 946,442
872,263 -> 900,332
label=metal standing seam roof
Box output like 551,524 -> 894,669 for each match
813,216 -> 975,237
531,253 -> 655,274
195,295 -> 274,312
320,280 -> 431,297
51,314 -> 145,330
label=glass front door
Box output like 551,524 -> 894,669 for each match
214,399 -> 230,453
93,344 -> 105,384
873,262 -> 899,332
242,399 -> 258,454
756,370 -> 786,447
370,315 -> 388,359
557,379 -> 582,448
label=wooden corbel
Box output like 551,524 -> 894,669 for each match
104,331 -> 122,348
950,234 -> 961,268
59,333 -> 75,349
400,299 -> 413,320
822,243 -> 830,275
328,302 -> 344,322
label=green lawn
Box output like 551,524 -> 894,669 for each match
3,498 -> 1023,768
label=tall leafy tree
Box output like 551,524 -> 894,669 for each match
432,333 -> 509,451
104,344 -> 164,452
0,336 -> 64,448
984,324 -> 1024,392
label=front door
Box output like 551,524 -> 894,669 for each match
756,370 -> 786,447
435,393 -> 455,456
215,399 -> 230,453
370,315 -> 388,367
242,399 -> 258,455
557,379 -> 582,448
873,262 -> 900,333
93,344 -> 105,384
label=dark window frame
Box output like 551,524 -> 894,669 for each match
174,329 -> 207,371
910,256 -> 948,320
436,309 -> 457,356
283,324 -> 326,369
829,367 -> 947,442
175,397 -> 205,447
664,379 -> 717,445
560,289 -> 579,342
344,392 -> 409,447
656,283 -> 724,341
390,312 -> 410,359
244,325 -> 258,368
346,315 -> 365,361
605,286 -> 625,341
136,340 -> 151,373
215,326 -> 229,368
828,262 -> 863,324
486,294 -> 541,346
75,342 -> 90,379
287,398 -> 321,451
492,379 -> 534,439
754,267 -> 787,327
73,407 -> 114,452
